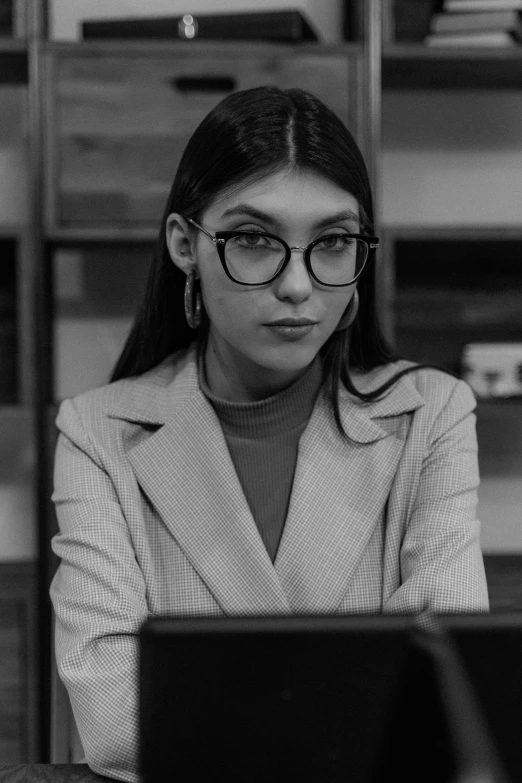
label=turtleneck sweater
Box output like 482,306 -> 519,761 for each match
199,358 -> 323,562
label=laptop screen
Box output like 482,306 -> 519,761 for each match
139,613 -> 459,783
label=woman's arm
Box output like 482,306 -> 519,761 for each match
50,398 -> 147,782
384,379 -> 490,614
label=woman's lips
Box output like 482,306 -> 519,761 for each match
265,319 -> 317,340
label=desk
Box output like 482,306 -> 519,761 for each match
0,767 -> 111,783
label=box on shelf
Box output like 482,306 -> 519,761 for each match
82,11 -> 319,43
462,343 -> 522,398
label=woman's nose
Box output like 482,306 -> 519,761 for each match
273,248 -> 313,302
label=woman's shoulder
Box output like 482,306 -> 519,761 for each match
57,346 -> 195,427
352,359 -> 476,416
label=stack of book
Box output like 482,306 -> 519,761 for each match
425,0 -> 522,46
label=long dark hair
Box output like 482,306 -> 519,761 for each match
111,86 -> 432,434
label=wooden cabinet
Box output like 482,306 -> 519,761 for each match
45,42 -> 362,229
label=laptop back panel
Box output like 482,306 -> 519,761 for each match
140,615 -> 416,783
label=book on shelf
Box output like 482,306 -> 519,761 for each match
443,0 -> 522,11
431,9 -> 522,31
426,29 -> 520,44
427,2 -> 522,44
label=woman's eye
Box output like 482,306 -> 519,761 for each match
319,235 -> 352,249
236,233 -> 270,247
322,236 -> 338,248
244,233 -> 263,245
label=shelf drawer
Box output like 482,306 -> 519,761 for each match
47,46 -> 359,228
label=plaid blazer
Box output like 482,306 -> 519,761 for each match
50,347 -> 489,781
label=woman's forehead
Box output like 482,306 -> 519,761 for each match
206,168 -> 360,224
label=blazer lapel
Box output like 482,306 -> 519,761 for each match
112,351 -> 291,616
111,351 -> 425,616
275,376 -> 425,613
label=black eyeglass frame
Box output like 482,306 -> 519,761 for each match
186,217 -> 379,287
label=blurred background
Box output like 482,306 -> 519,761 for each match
0,0 -> 521,767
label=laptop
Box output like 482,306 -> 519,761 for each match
442,612 -> 522,783
139,613 -> 508,783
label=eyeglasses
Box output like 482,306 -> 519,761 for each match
186,217 -> 379,287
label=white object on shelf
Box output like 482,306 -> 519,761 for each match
462,342 -> 522,398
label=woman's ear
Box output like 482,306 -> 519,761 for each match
166,213 -> 197,275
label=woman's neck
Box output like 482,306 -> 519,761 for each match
203,338 -> 310,403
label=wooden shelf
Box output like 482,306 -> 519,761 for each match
383,44 -> 522,89
45,39 -> 362,53
0,39 -> 27,85
4,39 -> 521,89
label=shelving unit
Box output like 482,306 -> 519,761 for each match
2,0 -> 520,763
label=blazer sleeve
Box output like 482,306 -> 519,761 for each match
50,397 -> 146,782
384,379 -> 490,614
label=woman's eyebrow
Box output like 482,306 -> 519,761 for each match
219,205 -> 360,228
219,205 -> 277,225
313,210 -> 360,229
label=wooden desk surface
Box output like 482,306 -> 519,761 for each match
0,766 -> 111,783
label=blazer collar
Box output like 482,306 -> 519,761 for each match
107,348 -> 200,425
108,348 -> 425,441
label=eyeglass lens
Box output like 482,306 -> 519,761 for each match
224,234 -> 368,285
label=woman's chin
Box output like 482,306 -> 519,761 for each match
253,343 -> 320,376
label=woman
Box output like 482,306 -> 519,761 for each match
50,86 -> 489,781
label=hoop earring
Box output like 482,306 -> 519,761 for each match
335,289 -> 359,332
184,271 -> 202,329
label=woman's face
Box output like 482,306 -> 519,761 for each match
168,168 -> 361,400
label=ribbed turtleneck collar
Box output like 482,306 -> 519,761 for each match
199,357 -> 323,439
